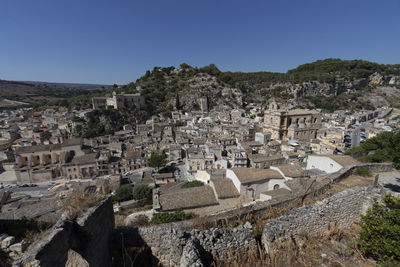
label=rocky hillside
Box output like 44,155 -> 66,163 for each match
46,59 -> 400,115
120,59 -> 400,114
121,64 -> 243,116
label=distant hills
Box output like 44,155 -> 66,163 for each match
0,79 -> 112,107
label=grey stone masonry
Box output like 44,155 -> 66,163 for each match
180,238 -> 204,267
262,186 -> 385,253
119,222 -> 257,267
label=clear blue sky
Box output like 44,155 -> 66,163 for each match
1,0 -> 399,85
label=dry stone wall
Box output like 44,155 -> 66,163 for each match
261,186 -> 385,253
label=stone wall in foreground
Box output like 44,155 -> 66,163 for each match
15,197 -> 114,267
116,222 -> 257,267
261,186 -> 384,253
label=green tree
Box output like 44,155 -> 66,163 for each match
148,154 -> 167,170
345,132 -> 400,169
133,185 -> 152,200
358,195 -> 400,265
113,184 -> 133,202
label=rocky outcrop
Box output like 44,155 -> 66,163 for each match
369,72 -> 384,85
168,73 -> 243,111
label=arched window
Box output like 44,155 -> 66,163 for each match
273,184 -> 280,190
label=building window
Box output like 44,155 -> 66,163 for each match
273,184 -> 280,190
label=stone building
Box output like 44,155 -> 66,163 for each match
231,149 -> 248,168
263,100 -> 322,141
63,153 -> 97,179
248,154 -> 286,169
13,138 -> 84,183
92,92 -> 145,110
185,147 -> 215,175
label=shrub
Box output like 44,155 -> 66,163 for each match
113,184 -> 133,202
358,195 -> 400,265
181,181 -> 204,189
355,167 -> 372,177
151,210 -> 195,224
133,185 -> 152,201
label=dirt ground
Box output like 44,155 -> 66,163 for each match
329,174 -> 375,194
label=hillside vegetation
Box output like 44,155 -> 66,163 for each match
43,59 -> 400,121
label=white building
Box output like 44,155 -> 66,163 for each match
306,155 -> 359,174
226,168 -> 289,200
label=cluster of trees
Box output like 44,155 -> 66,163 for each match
287,58 -> 400,83
112,184 -> 152,203
345,131 -> 400,169
303,95 -> 374,113
46,89 -> 109,109
74,108 -> 137,138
